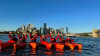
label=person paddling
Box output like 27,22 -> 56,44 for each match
8,32 -> 18,42
17,32 -> 27,42
45,31 -> 56,42
65,37 -> 74,44
55,32 -> 62,42
30,31 -> 42,42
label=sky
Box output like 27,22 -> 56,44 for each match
0,0 -> 100,33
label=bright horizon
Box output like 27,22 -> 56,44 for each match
0,0 -> 100,33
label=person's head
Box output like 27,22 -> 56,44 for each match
9,32 -> 12,34
50,30 -> 53,34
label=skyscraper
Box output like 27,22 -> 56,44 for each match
59,27 -> 64,33
66,26 -> 68,34
43,23 -> 47,35
21,24 -> 25,32
27,24 -> 33,32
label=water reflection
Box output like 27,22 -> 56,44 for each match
31,48 -> 37,55
56,49 -> 64,52
55,52 -> 64,56
11,49 -> 16,55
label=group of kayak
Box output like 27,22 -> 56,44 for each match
0,31 -> 82,52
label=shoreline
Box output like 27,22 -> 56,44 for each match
0,34 -> 8,35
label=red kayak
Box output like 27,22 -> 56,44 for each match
0,40 -> 27,51
0,40 -> 14,51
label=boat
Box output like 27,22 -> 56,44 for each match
39,41 -> 53,50
29,42 -> 37,49
0,40 -> 14,51
38,40 -> 82,51
0,40 -> 27,51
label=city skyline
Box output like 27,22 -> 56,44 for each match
16,23 -> 66,36
0,0 -> 100,33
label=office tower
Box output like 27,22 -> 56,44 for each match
43,23 -> 47,35
27,24 -> 33,32
60,27 -> 64,33
22,24 -> 25,32
66,26 -> 68,34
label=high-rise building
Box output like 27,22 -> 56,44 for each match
22,24 -> 25,32
66,26 -> 68,34
43,23 -> 47,35
40,27 -> 44,34
27,24 -> 33,32
60,27 -> 64,33
47,27 -> 51,34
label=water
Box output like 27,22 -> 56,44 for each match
0,35 -> 98,56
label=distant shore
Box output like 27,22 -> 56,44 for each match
0,34 -> 8,35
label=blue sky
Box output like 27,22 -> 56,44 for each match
0,0 -> 100,33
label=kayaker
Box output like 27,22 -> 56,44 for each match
41,34 -> 45,40
17,32 -> 27,42
55,32 -> 62,42
45,31 -> 56,42
8,32 -> 18,42
65,37 -> 74,44
30,31 -> 42,42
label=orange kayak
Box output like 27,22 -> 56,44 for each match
29,42 -> 37,49
39,41 -> 52,50
38,40 -> 82,50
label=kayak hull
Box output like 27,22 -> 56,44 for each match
39,41 -> 82,51
0,40 -> 27,51
29,42 -> 37,49
0,41 -> 14,51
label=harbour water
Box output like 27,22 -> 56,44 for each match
0,35 -> 98,56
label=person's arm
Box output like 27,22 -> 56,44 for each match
23,32 -> 28,40
17,34 -> 21,40
45,34 -> 49,39
49,34 -> 52,39
55,35 -> 59,40
8,34 -> 12,40
39,36 -> 42,40
24,35 -> 28,40
49,34 -> 54,42
35,34 -> 38,39
59,36 -> 62,42
29,33 -> 32,40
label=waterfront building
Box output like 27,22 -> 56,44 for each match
47,27 -> 52,34
27,24 -> 34,32
16,24 -> 34,33
40,27 -> 44,35
22,24 -> 25,32
60,27 -> 64,33
56,29 -> 61,33
16,27 -> 22,32
92,29 -> 100,37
